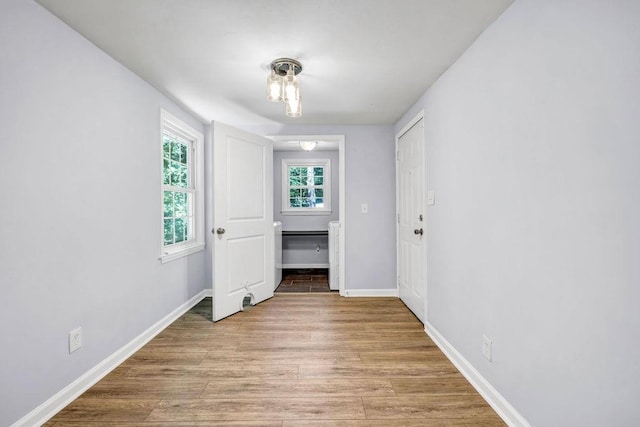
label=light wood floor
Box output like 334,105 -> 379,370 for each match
46,295 -> 505,426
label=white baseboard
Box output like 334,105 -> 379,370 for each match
425,321 -> 531,427
12,289 -> 210,427
282,263 -> 330,269
343,288 -> 399,297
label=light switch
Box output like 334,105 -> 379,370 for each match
427,191 -> 435,206
361,203 -> 368,214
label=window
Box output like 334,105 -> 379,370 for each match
160,110 -> 204,263
282,158 -> 331,214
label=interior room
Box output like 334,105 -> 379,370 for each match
1,0 -> 639,426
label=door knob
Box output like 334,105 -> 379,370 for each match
414,228 -> 423,235
216,227 -> 226,235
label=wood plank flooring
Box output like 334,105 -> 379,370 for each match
45,295 -> 505,426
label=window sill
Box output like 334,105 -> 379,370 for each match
281,210 -> 333,216
160,242 -> 205,264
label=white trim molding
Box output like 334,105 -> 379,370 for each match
425,321 -> 531,427
344,288 -> 399,297
12,290 -> 210,427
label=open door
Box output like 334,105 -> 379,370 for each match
212,122 -> 274,321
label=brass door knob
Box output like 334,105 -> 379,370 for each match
414,228 -> 423,235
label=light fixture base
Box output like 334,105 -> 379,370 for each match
271,58 -> 302,76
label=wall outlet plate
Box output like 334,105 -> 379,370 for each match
482,334 -> 492,362
69,327 -> 82,353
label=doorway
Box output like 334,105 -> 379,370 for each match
270,135 -> 345,295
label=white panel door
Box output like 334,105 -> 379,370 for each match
213,122 -> 274,321
397,118 -> 425,322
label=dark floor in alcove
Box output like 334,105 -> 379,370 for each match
275,268 -> 331,293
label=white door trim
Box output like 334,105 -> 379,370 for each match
270,134 -> 346,296
395,110 -> 427,321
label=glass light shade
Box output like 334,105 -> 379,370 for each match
283,70 -> 300,102
299,141 -> 317,151
266,70 -> 283,102
286,97 -> 302,118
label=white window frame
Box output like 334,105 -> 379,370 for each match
160,109 -> 205,263
281,158 -> 332,215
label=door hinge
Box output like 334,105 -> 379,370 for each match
397,213 -> 400,223
396,150 -> 400,161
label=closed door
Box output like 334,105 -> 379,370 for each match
397,117 -> 425,322
212,122 -> 274,321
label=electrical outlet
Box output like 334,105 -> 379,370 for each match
482,334 -> 492,362
69,327 -> 82,354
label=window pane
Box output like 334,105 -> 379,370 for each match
289,189 -> 301,207
289,175 -> 304,186
163,138 -> 171,158
179,164 -> 188,187
170,161 -> 181,186
313,176 -> 323,186
175,218 -> 186,243
164,219 -> 174,246
180,143 -> 188,164
163,159 -> 171,185
174,192 -> 187,217
314,167 -> 323,176
171,142 -> 182,161
163,191 -> 174,217
315,189 -> 324,198
315,198 -> 324,206
306,167 -> 315,185
300,188 -> 311,207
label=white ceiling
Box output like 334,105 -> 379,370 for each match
35,0 -> 512,127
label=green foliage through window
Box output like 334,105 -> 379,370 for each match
288,165 -> 325,208
163,131 -> 193,246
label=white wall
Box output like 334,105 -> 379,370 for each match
395,0 -> 640,425
246,124 -> 396,291
0,1 -> 207,425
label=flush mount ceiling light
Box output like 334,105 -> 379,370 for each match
299,141 -> 317,151
266,58 -> 302,118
